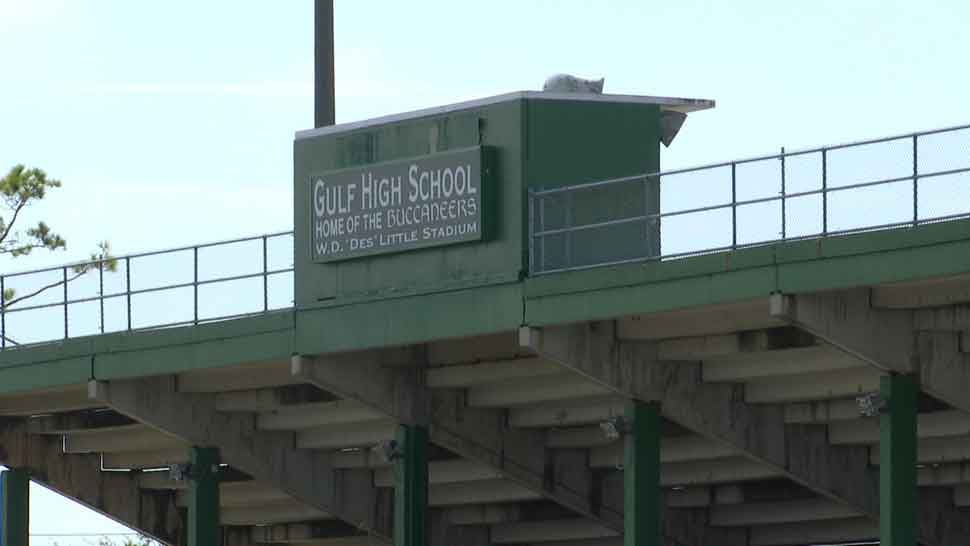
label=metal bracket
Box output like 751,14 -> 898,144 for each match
599,415 -> 630,442
856,392 -> 888,417
373,439 -> 402,463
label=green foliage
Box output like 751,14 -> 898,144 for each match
0,164 -> 66,257
0,164 -> 116,310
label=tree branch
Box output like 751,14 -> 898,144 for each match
4,269 -> 88,309
0,197 -> 28,247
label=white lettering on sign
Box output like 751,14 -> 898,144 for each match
311,147 -> 485,262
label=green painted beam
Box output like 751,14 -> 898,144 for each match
526,219 -> 970,326
625,401 -> 661,546
880,374 -> 917,546
394,425 -> 428,546
188,447 -> 220,546
1,469 -> 29,546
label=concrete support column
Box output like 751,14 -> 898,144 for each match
1,469 -> 29,546
625,401 -> 661,546
188,447 -> 220,546
880,374 -> 917,546
395,424 -> 428,546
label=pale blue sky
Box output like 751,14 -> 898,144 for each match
2,0 -> 970,542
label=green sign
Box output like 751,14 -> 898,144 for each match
310,147 -> 484,262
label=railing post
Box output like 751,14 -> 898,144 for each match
193,246 -> 199,325
262,236 -> 269,312
780,147 -> 787,239
731,163 -> 738,249
912,134 -> 919,226
528,191 -> 535,274
1,275 -> 6,350
564,192 -> 573,268
62,267 -> 68,339
99,259 -> 105,334
125,256 -> 132,331
821,148 -> 828,235
538,194 -> 546,273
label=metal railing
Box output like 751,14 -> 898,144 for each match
0,231 -> 294,350
529,123 -> 970,275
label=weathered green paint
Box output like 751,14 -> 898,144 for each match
625,401 -> 661,546
296,281 -> 523,356
188,447 -> 220,546
880,374 -> 917,546
1,469 -> 29,546
2,219 -> 970,393
394,425 -> 427,546
526,100 -> 661,271
294,101 -> 525,307
0,356 -> 89,395
526,218 -> 970,326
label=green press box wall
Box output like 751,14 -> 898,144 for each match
293,96 -> 662,308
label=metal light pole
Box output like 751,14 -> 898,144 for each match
315,0 -> 335,128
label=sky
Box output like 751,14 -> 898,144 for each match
1,0 -> 970,542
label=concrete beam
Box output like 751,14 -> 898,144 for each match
88,377 -> 392,540
872,434 -> 970,465
215,385 -> 333,413
0,418 -> 182,545
258,400 -> 385,431
428,479 -> 541,506
426,357 -> 561,388
872,274 -> 970,309
491,519 -> 616,543
710,498 -> 859,526
178,359 -> 298,393
293,353 -> 737,546
657,334 -> 741,360
830,410 -> 970,445
536,320 -> 970,543
521,322 -> 876,502
919,462 -> 970,486
292,353 -> 606,526
250,522 -> 371,544
64,424 -> 186,454
521,322 -> 900,540
660,458 -> 782,486
296,420 -> 397,450
0,385 -> 101,416
444,504 -> 520,525
773,292 -> 970,424
172,481 -> 290,507
220,499 -> 331,525
769,289 -> 917,373
373,459 -> 502,487
748,517 -> 877,546
702,345 -> 865,382
617,298 -> 783,340
509,397 -> 627,428
743,367 -> 880,403
589,435 -> 739,468
784,399 -> 861,424
468,374 -> 610,408
27,411 -> 134,434
102,448 -> 189,470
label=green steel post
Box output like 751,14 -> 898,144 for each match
625,401 -> 661,546
395,424 -> 428,546
1,469 -> 29,546
188,447 -> 220,546
880,374 -> 917,546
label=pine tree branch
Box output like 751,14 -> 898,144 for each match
4,269 -> 88,309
